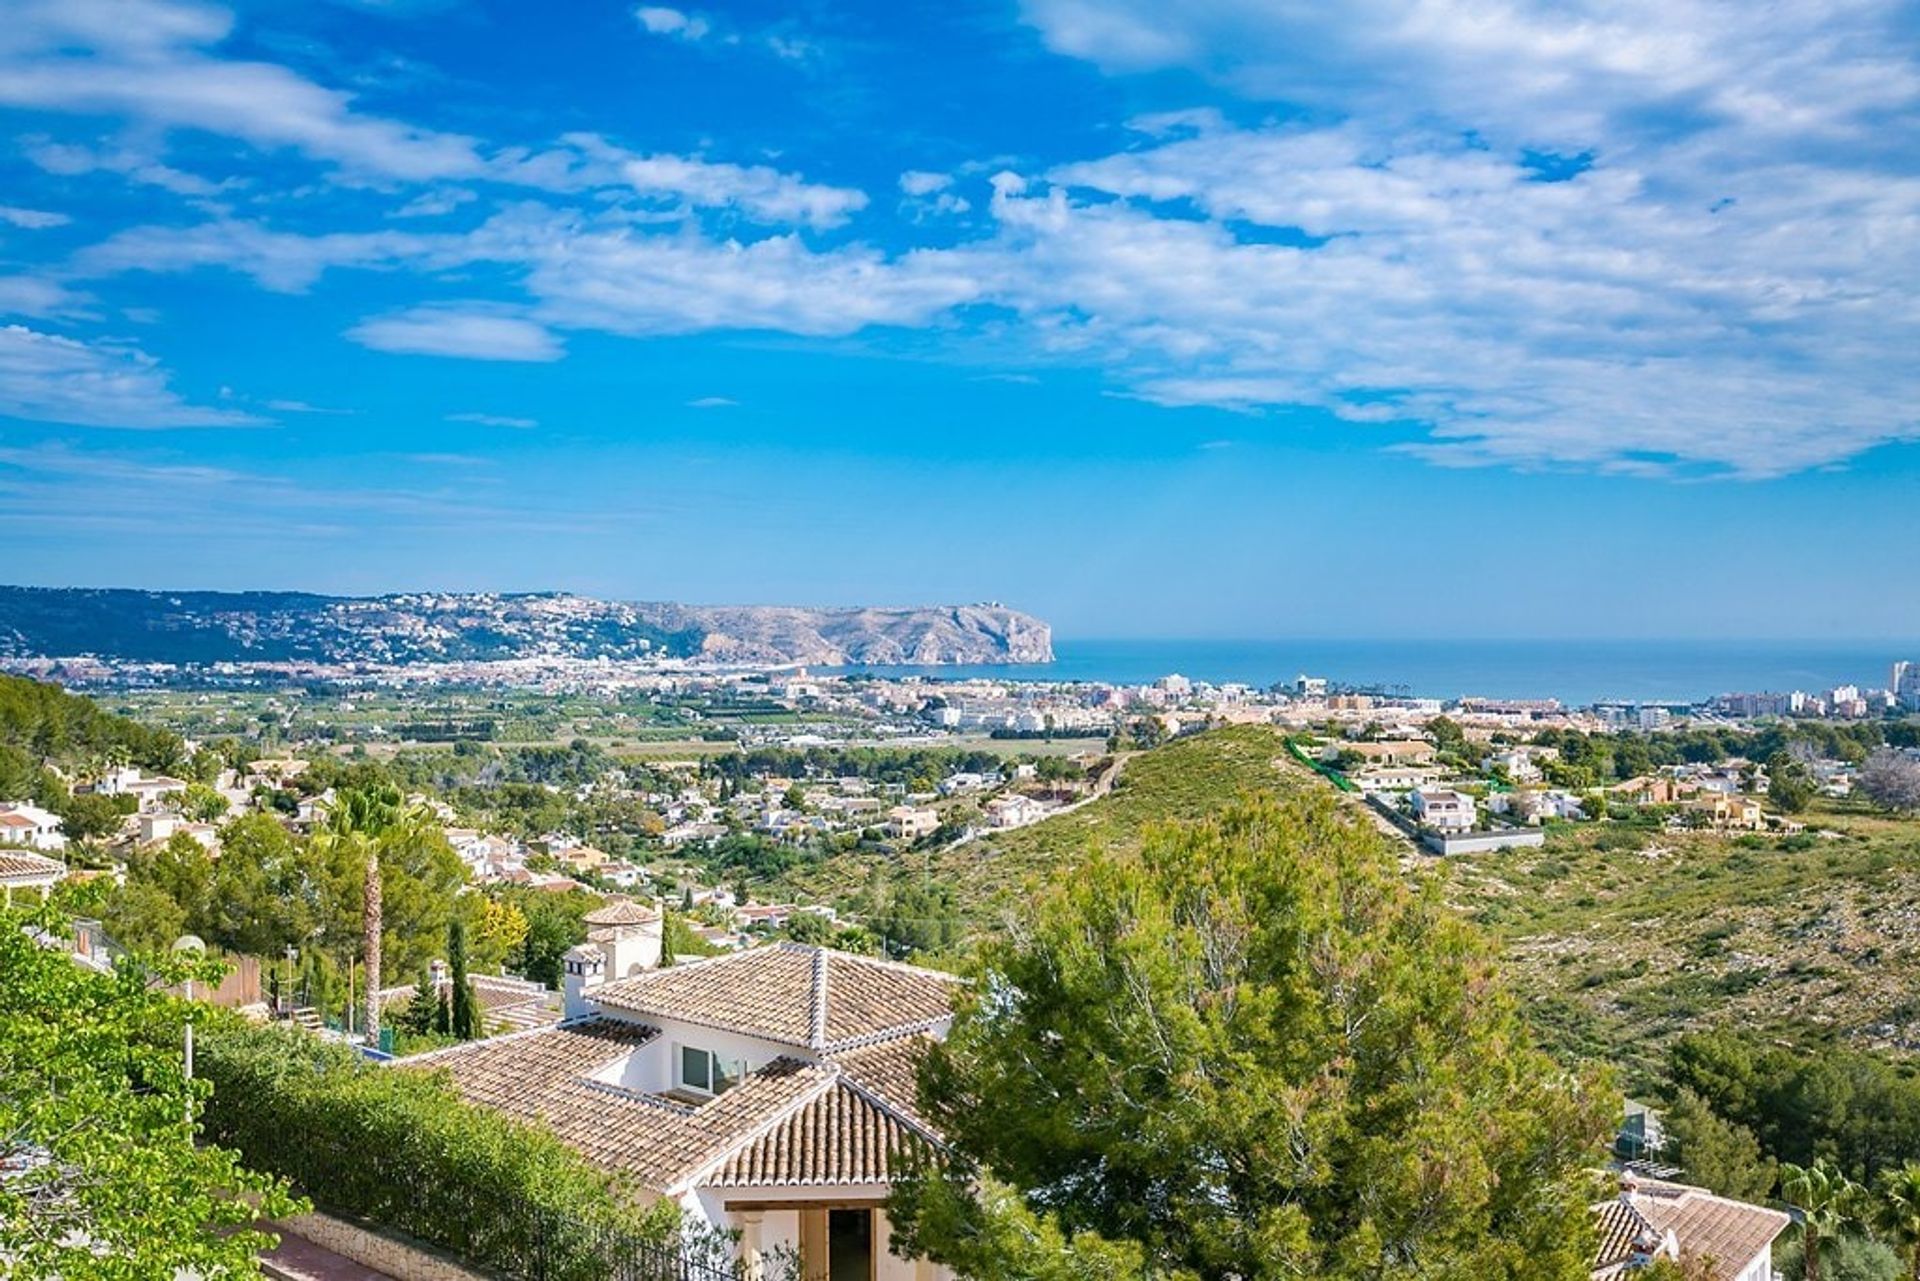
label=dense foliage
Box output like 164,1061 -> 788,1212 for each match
892,795 -> 1612,1280
1669,1032 -> 1920,1184
196,1018 -> 678,1276
0,904 -> 300,1277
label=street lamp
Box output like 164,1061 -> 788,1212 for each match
172,934 -> 206,1109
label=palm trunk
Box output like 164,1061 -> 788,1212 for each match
1909,1238 -> 1918,1281
1805,1228 -> 1820,1281
362,854 -> 383,1040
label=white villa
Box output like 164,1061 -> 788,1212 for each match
0,801 -> 67,852
410,914 -> 959,1281
0,847 -> 67,901
1590,1176 -> 1787,1281
1410,787 -> 1477,832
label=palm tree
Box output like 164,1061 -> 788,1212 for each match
1782,1159 -> 1861,1281
1877,1162 -> 1920,1281
313,786 -> 406,1041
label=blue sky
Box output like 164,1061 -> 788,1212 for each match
1,0 -> 1917,640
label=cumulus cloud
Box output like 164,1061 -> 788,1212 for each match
347,305 -> 564,361
993,0 -> 1920,475
1018,0 -> 1920,155
0,322 -> 256,427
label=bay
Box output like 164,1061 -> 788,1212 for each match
833,638 -> 1916,708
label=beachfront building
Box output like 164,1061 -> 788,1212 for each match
410,941 -> 959,1280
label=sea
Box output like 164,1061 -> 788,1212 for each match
833,639 -> 1916,709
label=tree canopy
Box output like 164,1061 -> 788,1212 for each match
892,794 -> 1611,1280
0,903 -> 299,1276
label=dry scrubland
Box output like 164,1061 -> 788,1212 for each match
794,723 -> 1920,1089
1444,803 -> 1920,1086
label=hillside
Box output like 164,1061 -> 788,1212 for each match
1441,806 -> 1920,1087
790,724 -> 1315,919
0,586 -> 1053,667
793,723 -> 1920,1091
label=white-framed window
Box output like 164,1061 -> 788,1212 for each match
677,1045 -> 738,1096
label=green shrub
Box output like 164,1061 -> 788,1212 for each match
196,1019 -> 678,1277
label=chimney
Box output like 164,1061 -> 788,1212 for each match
562,944 -> 605,1020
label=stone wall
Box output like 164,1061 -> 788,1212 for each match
273,1211 -> 493,1281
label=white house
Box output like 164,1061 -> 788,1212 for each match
984,793 -> 1048,829
0,802 -> 67,852
0,847 -> 67,901
412,941 -> 961,1281
94,768 -> 187,811
1590,1176 -> 1787,1281
1410,787 -> 1477,832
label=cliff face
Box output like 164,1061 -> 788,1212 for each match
0,586 -> 1054,667
664,603 -> 1055,666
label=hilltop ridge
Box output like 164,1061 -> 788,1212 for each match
0,586 -> 1054,668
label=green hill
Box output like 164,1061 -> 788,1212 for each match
0,673 -> 185,797
788,724 -> 1315,921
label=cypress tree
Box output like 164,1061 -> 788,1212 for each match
447,920 -> 480,1041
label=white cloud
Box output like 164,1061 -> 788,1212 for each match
899,171 -> 952,197
347,305 -> 564,361
0,276 -> 88,318
687,396 -> 737,408
390,188 -> 477,218
0,0 -> 485,181
1018,0 -> 1920,154
535,134 -> 867,229
73,221 -> 429,291
0,206 -> 70,229
22,136 -> 228,196
446,411 -> 538,428
635,6 -> 710,40
463,206 -> 981,338
0,322 -> 256,428
265,399 -> 355,414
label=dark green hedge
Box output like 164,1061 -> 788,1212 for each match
195,1019 -> 683,1278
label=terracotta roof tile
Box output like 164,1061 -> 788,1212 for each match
583,898 -> 660,926
706,1077 -> 930,1187
0,850 -> 65,881
590,945 -> 957,1051
1590,1182 -> 1789,1281
409,1018 -> 840,1192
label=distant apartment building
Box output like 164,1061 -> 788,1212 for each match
1895,660 -> 1920,711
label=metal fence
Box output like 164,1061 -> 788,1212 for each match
294,1172 -> 743,1281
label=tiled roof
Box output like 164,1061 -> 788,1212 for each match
829,1033 -> 936,1135
705,1077 -> 929,1187
410,1018 -> 838,1191
1591,1181 -> 1789,1281
590,945 -> 958,1051
0,850 -> 65,882
583,898 -> 659,926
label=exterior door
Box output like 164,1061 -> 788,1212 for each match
799,1207 -> 875,1281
